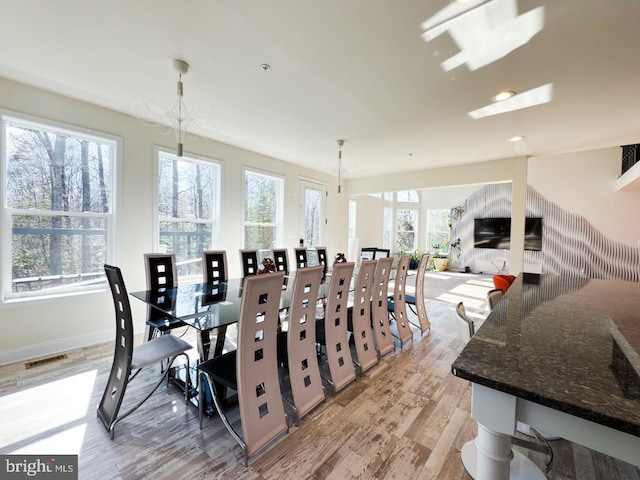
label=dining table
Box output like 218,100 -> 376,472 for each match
130,272 -> 340,411
131,274 -> 334,360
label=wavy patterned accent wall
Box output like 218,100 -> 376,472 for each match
450,184 -> 640,282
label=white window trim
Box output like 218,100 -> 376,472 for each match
1,109 -> 122,302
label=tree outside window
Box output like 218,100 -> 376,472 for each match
304,187 -> 322,247
157,150 -> 220,280
3,115 -> 116,299
396,209 -> 418,252
244,170 -> 283,249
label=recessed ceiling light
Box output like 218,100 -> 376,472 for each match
260,64 -> 271,72
510,136 -> 525,142
493,91 -> 516,102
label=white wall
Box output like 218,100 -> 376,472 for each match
528,148 -> 640,246
0,76 -> 345,365
352,195 -> 384,249
420,185 -> 482,210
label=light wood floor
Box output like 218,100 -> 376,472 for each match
1,277 -> 639,479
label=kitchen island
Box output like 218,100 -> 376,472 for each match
452,273 -> 640,479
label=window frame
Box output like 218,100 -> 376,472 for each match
153,146 -> 223,283
298,177 -> 327,247
242,167 -> 285,249
1,110 -> 121,302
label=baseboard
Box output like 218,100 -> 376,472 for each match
0,330 -> 113,367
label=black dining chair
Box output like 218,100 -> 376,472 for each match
294,247 -> 308,269
202,250 -> 228,286
272,248 -> 290,274
239,249 -> 259,277
144,253 -> 186,341
98,265 -> 192,440
315,247 -> 328,278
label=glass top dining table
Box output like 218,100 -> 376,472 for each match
130,275 -> 331,333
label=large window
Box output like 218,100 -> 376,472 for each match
396,209 -> 418,252
156,149 -> 221,280
394,190 -> 419,253
1,113 -> 118,300
244,169 -> 284,249
426,209 -> 451,252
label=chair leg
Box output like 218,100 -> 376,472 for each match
108,355 -> 180,440
198,372 -> 204,430
201,371 -> 247,462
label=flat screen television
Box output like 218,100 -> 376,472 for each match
474,217 -> 542,251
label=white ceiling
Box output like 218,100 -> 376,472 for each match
1,0 -> 640,180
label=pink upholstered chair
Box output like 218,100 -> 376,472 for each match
350,259 -> 378,375
407,252 -> 431,335
198,272 -> 288,465
285,265 -> 326,423
388,254 -> 413,347
371,256 -> 395,357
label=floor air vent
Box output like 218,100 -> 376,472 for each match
25,354 -> 68,369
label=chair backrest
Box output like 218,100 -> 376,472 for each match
323,261 -> 356,392
315,247 -> 328,277
487,288 -> 504,310
360,247 -> 376,262
202,250 -> 228,285
413,252 -> 431,334
98,265 -> 134,431
391,255 -> 413,346
239,249 -> 259,277
236,272 -> 288,457
373,248 -> 391,259
455,301 -> 475,345
143,253 -> 178,337
351,259 -> 378,373
371,256 -> 395,357
286,265 -> 325,419
144,253 -> 177,291
294,248 -> 308,269
272,248 -> 289,275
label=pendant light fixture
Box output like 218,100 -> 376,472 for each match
173,59 -> 189,157
337,139 -> 345,193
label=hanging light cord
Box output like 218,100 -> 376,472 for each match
337,139 -> 344,193
177,73 -> 184,157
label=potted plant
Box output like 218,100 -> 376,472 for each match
410,248 -> 422,269
431,242 -> 442,255
433,254 -> 450,272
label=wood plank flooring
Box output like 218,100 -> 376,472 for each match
1,283 -> 639,479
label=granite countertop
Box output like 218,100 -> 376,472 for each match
451,273 -> 640,437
